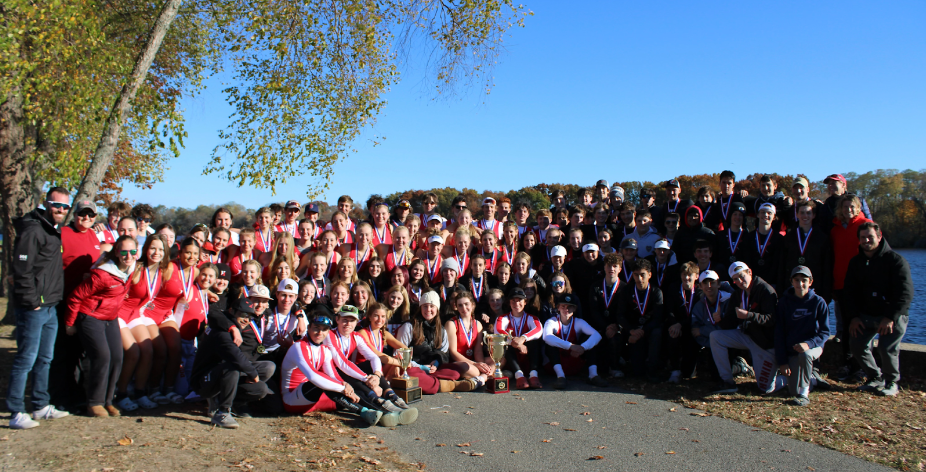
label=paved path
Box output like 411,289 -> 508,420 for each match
378,384 -> 890,472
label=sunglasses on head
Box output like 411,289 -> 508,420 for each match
47,202 -> 71,211
119,249 -> 138,256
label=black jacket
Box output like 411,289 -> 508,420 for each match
843,239 -> 913,323
645,254 -> 681,296
673,206 -> 716,264
12,208 -> 64,309
741,229 -> 784,291
778,226 -> 833,302
192,305 -> 260,383
616,285 -> 664,332
584,277 -> 624,330
721,276 -> 778,350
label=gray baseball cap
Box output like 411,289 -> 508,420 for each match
790,265 -> 813,279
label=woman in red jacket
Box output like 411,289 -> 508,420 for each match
65,236 -> 137,417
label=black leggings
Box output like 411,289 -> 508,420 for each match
76,315 -> 123,407
336,368 -> 387,411
504,338 -> 543,373
300,383 -> 367,414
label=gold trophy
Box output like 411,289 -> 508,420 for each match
391,347 -> 421,403
482,332 -> 512,394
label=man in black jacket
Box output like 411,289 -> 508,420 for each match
709,262 -> 784,395
191,299 -> 275,429
6,187 -> 71,429
845,222 -> 914,397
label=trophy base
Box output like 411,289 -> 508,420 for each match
393,387 -> 422,404
391,376 -> 419,390
487,376 -> 510,394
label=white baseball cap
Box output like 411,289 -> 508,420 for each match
428,235 -> 444,245
758,203 -> 776,214
427,214 -> 443,223
698,270 -> 719,283
551,245 -> 567,257
582,243 -> 600,252
250,284 -> 272,299
654,240 -> 671,250
482,197 -> 497,206
728,261 -> 749,279
277,278 -> 299,295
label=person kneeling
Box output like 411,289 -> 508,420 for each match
279,307 -> 386,427
543,294 -> 605,389
775,266 -> 831,406
190,298 -> 275,429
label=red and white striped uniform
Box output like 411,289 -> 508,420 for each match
495,312 -> 543,341
323,329 -> 382,379
280,341 -> 344,411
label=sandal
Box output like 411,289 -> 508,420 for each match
115,396 -> 139,412
135,395 -> 158,409
148,391 -> 170,405
165,391 -> 184,404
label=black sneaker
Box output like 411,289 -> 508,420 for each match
712,381 -> 738,394
858,376 -> 884,393
587,376 -> 609,388
552,377 -> 567,390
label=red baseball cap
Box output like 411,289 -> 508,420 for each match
824,174 -> 846,184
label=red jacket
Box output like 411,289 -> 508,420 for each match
829,214 -> 872,290
64,260 -> 132,326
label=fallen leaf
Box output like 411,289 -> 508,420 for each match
666,451 -> 676,454
679,427 -> 689,432
690,412 -> 711,417
634,452 -> 644,457
117,437 -> 134,446
0,436 -> 7,441
377,439 -> 385,444
692,440 -> 700,443
564,428 -> 577,431
359,456 -> 381,465
781,449 -> 791,453
545,422 -> 561,426
136,418 -> 145,423
582,412 -> 591,416
542,439 -> 552,443
807,467 -> 816,471
626,401 -> 637,404
587,419 -> 594,422
415,437 -> 422,440
465,411 -> 473,415
470,452 -> 484,456
669,407 -> 677,412
368,436 -> 377,439
511,451 -> 520,453
598,446 -> 607,450
456,443 -> 471,447
588,456 -> 604,460
436,444 -> 446,447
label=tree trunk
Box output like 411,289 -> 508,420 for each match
70,0 -> 183,212
0,86 -> 37,322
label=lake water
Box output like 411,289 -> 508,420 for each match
827,249 -> 925,345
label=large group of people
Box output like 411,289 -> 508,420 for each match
5,171 -> 914,430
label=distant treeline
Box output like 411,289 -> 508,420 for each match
142,169 -> 926,248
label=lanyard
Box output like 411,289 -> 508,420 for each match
797,227 -> 813,256
741,290 -> 751,311
305,343 -> 323,371
258,229 -> 272,251
503,244 -> 514,263
250,319 -> 264,344
668,199 -> 680,213
178,264 -> 194,300
705,297 -> 721,325
727,229 -> 743,255
558,318 -> 574,341
455,249 -> 467,273
681,287 -> 694,315
427,253 -> 441,283
482,249 -> 498,273
411,285 -> 422,301
756,230 -> 772,258
197,285 -> 208,314
603,280 -> 619,308
355,246 -> 370,272
106,223 -> 119,241
335,330 -> 353,357
311,278 -> 325,297
471,276 -> 484,301
274,309 -> 291,338
481,219 -> 496,232
509,313 -> 527,336
374,225 -> 388,245
621,263 -> 633,282
393,247 -> 407,267
634,287 -> 650,316
721,195 -> 732,220
283,221 -> 296,235
656,262 -> 666,286
145,266 -> 160,303
457,317 -> 475,348
365,326 -> 383,352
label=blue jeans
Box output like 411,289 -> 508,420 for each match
6,305 -> 58,413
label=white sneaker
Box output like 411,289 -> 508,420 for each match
668,370 -> 682,384
135,395 -> 158,409
32,405 -> 69,420
10,412 -> 40,429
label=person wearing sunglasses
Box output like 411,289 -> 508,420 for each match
63,236 -> 138,417
50,199 -> 103,412
131,203 -> 155,248
7,186 -> 72,429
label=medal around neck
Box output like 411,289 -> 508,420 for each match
390,347 -> 421,403
482,332 -> 512,394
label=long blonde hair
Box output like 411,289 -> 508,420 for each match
267,231 -> 299,275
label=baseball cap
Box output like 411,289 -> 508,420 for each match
215,263 -> 231,281
277,278 -> 299,295
338,305 -> 361,319
234,298 -> 258,317
420,291 -> 440,309
304,203 -> 320,213
73,200 -> 97,215
654,240 -> 671,250
482,197 -> 497,206
249,284 -> 271,300
202,241 -> 216,254
427,214 -> 443,224
620,238 -> 637,250
551,245 -> 567,257
397,200 -> 411,209
664,179 -> 680,189
790,265 -> 813,279
730,202 -> 746,215
428,235 -> 444,245
640,189 -> 653,198
285,200 -> 301,210
596,179 -> 610,188
824,174 -> 847,185
555,293 -> 578,307
792,177 -> 809,189
441,258 -> 460,273
698,270 -> 719,283
758,203 -> 776,214
728,261 -> 749,279
582,243 -> 600,252
509,287 -> 527,299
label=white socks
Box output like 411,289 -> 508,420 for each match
529,370 -> 539,378
588,365 -> 598,378
553,364 -> 565,378
514,371 -> 524,379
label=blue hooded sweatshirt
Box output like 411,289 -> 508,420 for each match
774,286 -> 830,366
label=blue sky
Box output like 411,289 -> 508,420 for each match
123,1 -> 926,208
